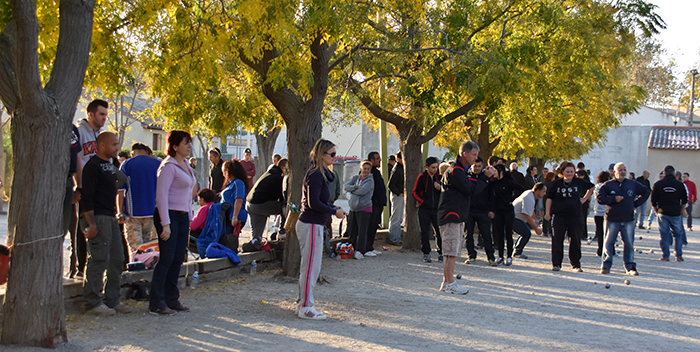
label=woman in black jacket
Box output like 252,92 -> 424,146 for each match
490,164 -> 525,266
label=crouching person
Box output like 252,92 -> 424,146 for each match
81,132 -> 132,315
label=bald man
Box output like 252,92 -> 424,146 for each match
81,132 -> 132,316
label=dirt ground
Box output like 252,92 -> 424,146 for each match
2,216 -> 700,351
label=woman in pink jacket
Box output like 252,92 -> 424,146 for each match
150,130 -> 197,316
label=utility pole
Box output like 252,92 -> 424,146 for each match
690,69 -> 698,126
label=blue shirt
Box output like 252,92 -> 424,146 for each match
120,155 -> 161,217
222,178 -> 248,222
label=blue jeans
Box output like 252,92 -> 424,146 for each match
602,221 -> 636,271
658,214 -> 683,259
150,209 -> 190,310
635,201 -> 647,227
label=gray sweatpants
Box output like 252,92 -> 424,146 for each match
296,220 -> 324,308
83,215 -> 124,310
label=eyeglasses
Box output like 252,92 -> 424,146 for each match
325,152 -> 336,157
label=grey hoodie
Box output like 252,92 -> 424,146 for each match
344,174 -> 374,211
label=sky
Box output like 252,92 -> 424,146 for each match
651,0 -> 700,76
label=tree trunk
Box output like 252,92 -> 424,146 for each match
2,106 -> 69,347
280,111 -> 322,277
254,125 -> 281,172
398,132 -> 423,250
0,0 -> 94,345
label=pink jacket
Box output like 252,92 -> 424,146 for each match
156,156 -> 197,226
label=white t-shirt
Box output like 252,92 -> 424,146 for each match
513,190 -> 535,223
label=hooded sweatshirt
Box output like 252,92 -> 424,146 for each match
76,118 -> 103,169
345,174 -> 375,211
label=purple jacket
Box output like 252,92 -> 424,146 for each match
299,166 -> 337,225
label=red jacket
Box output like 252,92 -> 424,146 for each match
684,180 -> 697,203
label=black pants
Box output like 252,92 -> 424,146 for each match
581,202 -> 590,239
418,207 -> 441,255
366,206 -> 383,252
492,210 -> 514,259
348,210 -> 372,254
151,209 -> 189,310
552,214 -> 582,268
465,212 -> 494,260
594,215 -> 605,256
512,218 -> 532,256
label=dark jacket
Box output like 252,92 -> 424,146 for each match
490,178 -> 526,213
468,171 -> 492,214
438,159 -> 489,225
597,178 -> 650,222
524,174 -> 537,190
651,175 -> 688,217
371,167 -> 387,207
210,159 -> 224,193
636,176 -> 651,191
299,166 -> 337,225
511,170 -> 526,188
412,171 -> 441,210
246,165 -> 284,205
388,162 -> 404,196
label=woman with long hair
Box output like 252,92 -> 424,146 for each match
221,159 -> 250,247
296,139 -> 345,320
150,130 -> 197,316
544,162 -> 594,272
592,171 -> 612,256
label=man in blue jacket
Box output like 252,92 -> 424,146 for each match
597,163 -> 650,276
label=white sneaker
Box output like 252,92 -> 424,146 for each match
364,251 -> 377,257
85,303 -> 116,316
444,282 -> 469,295
439,282 -> 447,291
354,251 -> 364,260
298,306 -> 327,320
370,250 -> 382,255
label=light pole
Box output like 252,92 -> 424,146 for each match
691,69 -> 698,126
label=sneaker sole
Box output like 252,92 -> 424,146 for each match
149,310 -> 177,316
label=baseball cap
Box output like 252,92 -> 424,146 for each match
664,165 -> 675,174
243,148 -> 252,154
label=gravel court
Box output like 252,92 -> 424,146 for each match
1,217 -> 699,351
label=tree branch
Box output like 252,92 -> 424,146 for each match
44,0 -> 95,118
0,22 -> 19,112
420,97 -> 483,143
329,43 -> 363,71
12,0 -> 45,118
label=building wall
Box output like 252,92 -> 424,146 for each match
578,126 -> 653,176
647,149 -> 700,218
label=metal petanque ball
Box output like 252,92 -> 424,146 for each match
456,274 -> 462,280
624,280 -> 630,285
605,283 -> 611,289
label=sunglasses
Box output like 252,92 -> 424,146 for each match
325,152 -> 336,157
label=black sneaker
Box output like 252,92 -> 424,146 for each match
513,253 -> 528,259
150,307 -> 177,316
438,255 -> 444,263
423,253 -> 432,263
638,225 -> 645,230
169,303 -> 191,312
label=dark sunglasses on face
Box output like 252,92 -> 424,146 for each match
326,152 -> 336,157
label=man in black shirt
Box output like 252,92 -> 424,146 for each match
366,152 -> 387,255
81,132 -> 131,316
651,165 -> 688,261
387,151 -> 405,245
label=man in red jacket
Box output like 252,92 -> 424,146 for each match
412,157 -> 442,263
682,172 -> 696,233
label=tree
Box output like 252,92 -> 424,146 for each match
135,0 -> 362,276
342,0 -> 662,250
0,0 -> 94,346
623,36 -> 677,108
